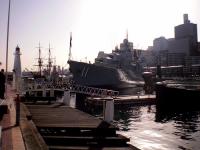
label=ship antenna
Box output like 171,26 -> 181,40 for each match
68,32 -> 72,61
126,29 -> 128,40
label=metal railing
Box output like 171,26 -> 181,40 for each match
23,80 -> 119,98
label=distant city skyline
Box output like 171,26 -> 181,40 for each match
0,0 -> 199,71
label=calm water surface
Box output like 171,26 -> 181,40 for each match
114,105 -> 200,150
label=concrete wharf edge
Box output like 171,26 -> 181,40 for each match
0,85 -> 26,150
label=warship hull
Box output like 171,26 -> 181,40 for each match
68,60 -> 130,89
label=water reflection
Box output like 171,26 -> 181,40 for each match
114,106 -> 142,131
114,105 -> 200,150
156,109 -> 200,133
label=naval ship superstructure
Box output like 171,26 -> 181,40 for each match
68,38 -> 142,89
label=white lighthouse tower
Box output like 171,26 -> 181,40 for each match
13,46 -> 22,92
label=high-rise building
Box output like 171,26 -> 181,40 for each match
150,14 -> 198,56
174,14 -> 198,55
153,37 -> 168,51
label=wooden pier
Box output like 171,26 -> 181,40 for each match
1,85 -> 141,149
20,103 -> 139,150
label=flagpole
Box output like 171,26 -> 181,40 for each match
68,32 -> 72,61
5,0 -> 11,96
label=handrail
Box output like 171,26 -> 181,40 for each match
23,80 -> 119,98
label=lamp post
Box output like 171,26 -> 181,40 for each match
5,0 -> 11,96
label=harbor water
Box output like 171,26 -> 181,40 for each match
114,105 -> 200,150
81,85 -> 200,150
64,84 -> 200,150
86,103 -> 200,150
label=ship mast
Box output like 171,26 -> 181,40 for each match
36,43 -> 43,76
47,43 -> 53,76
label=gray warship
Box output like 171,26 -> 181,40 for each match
68,38 -> 143,90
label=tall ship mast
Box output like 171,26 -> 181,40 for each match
47,43 -> 53,76
35,43 -> 43,76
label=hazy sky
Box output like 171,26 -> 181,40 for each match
0,0 -> 199,71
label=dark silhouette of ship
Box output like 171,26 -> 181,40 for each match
68,38 -> 143,90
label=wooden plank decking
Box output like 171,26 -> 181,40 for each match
22,104 -> 140,150
27,105 -> 116,129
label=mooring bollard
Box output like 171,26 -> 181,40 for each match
63,90 -> 70,106
15,94 -> 20,126
103,98 -> 114,123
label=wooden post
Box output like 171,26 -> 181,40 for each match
70,93 -> 76,108
103,98 -> 114,123
42,88 -> 46,97
34,84 -> 37,97
63,90 -> 70,106
50,89 -> 54,97
137,91 -> 140,99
